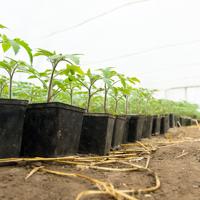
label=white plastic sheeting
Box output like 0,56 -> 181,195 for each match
1,0 -> 200,104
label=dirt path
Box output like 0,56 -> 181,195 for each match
0,126 -> 200,200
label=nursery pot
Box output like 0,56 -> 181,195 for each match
0,99 -> 28,158
124,115 -> 145,142
111,116 -> 127,149
122,115 -> 130,144
21,102 -> 85,157
180,117 -> 187,126
142,115 -> 153,138
152,115 -> 161,136
169,113 -> 175,128
185,117 -> 192,126
79,113 -> 115,155
174,115 -> 177,126
160,115 -> 170,134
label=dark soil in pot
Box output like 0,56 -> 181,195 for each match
78,113 -> 115,155
142,115 -> 153,138
124,115 -> 145,142
21,102 -> 85,157
111,116 -> 127,149
169,113 -> 175,128
0,99 -> 28,158
160,115 -> 170,134
152,115 -> 161,136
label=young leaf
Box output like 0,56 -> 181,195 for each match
0,60 -> 9,69
1,34 -> 11,53
34,48 -> 54,57
9,39 -> 20,54
14,38 -> 33,64
0,24 -> 7,29
64,54 -> 81,65
128,77 -> 140,84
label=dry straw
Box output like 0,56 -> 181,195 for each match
0,140 -> 161,200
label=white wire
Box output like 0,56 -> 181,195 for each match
39,0 -> 151,40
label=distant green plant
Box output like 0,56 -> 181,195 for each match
0,75 -> 8,97
0,59 -> 27,99
55,64 -> 84,105
98,67 -> 120,113
12,81 -> 46,102
0,23 -> 33,99
110,86 -> 124,113
119,75 -> 140,114
77,69 -> 103,112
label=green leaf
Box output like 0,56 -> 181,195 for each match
86,69 -> 92,77
2,41 -> 11,52
128,77 -> 140,84
1,34 -> 11,53
64,54 -> 81,65
14,38 -> 33,64
65,64 -> 84,75
34,48 -> 55,57
28,75 -> 37,79
0,61 -> 9,68
118,74 -> 126,88
53,79 -> 66,91
9,39 -> 20,54
0,24 -> 7,29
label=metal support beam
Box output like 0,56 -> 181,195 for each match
184,87 -> 188,101
164,85 -> 200,101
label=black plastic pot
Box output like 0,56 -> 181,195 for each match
122,116 -> 129,144
79,113 -> 115,155
180,117 -> 187,126
179,117 -> 183,126
142,115 -> 153,138
152,115 -> 161,136
169,113 -> 175,128
111,116 -> 127,148
185,117 -> 192,126
174,115 -> 177,126
0,99 -> 28,158
160,115 -> 170,134
21,102 -> 85,157
125,115 -> 145,142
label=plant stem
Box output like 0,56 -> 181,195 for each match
125,95 -> 129,114
47,63 -> 57,102
86,87 -> 91,112
9,75 -> 13,99
103,83 -> 107,113
70,89 -> 73,105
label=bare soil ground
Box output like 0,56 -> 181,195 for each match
0,126 -> 200,200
